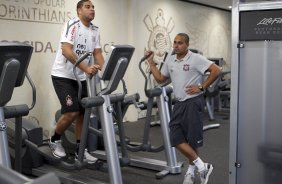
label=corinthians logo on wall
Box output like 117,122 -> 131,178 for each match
144,9 -> 175,63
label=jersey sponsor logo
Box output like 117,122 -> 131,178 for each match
183,64 -> 190,71
77,43 -> 86,49
70,26 -> 76,42
75,44 -> 87,57
76,50 -> 88,57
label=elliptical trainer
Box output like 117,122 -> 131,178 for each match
0,42 -> 60,184
7,45 -> 135,184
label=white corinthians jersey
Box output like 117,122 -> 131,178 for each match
51,17 -> 101,81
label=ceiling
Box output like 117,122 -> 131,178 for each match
182,0 -> 278,11
181,0 -> 232,11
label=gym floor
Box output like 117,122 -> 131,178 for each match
67,110 -> 230,184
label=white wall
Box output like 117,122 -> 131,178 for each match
126,0 -> 231,121
0,0 -> 231,136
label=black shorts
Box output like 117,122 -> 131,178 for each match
169,94 -> 205,149
52,76 -> 88,114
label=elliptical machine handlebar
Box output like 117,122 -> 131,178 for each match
73,52 -> 92,104
138,51 -> 152,76
25,72 -> 36,111
74,52 -> 92,68
138,52 -> 163,97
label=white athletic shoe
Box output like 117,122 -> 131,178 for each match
183,172 -> 195,184
76,149 -> 98,164
199,163 -> 213,184
49,138 -> 66,158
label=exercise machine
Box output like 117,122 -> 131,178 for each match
91,50 -> 183,179
0,42 -> 33,168
0,165 -> 60,184
7,45 -> 135,184
204,58 -> 230,121
7,52 -> 104,182
0,42 -> 60,183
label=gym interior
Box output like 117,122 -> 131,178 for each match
0,0 -> 281,184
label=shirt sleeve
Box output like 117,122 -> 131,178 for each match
160,54 -> 173,77
196,54 -> 213,74
60,20 -> 77,45
93,30 -> 101,49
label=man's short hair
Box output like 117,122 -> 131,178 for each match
177,33 -> 190,45
77,0 -> 90,11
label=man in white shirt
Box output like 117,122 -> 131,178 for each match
49,0 -> 104,164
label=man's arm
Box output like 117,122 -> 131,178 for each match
61,42 -> 77,64
93,48 -> 104,67
61,42 -> 95,75
186,63 -> 221,95
201,63 -> 221,90
146,51 -> 168,83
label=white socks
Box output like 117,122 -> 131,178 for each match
193,157 -> 205,172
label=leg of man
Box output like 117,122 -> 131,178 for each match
56,112 -> 80,135
75,113 -> 84,140
177,143 -> 198,184
50,76 -> 83,158
178,143 -> 212,184
176,143 -> 198,161
74,112 -> 98,164
50,112 -> 79,158
172,96 -> 213,184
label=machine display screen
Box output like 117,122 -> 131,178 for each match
0,42 -> 33,87
100,45 -> 135,80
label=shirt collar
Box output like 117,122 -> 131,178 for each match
174,50 -> 192,62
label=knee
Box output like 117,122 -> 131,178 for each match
62,112 -> 80,123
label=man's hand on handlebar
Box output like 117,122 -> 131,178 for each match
86,64 -> 101,76
144,49 -> 155,66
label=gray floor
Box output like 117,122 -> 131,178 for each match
69,110 -> 230,184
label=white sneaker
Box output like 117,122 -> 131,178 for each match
49,138 -> 66,158
76,149 -> 98,164
199,163 -> 213,184
183,172 -> 195,184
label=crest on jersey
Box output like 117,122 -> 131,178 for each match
66,95 -> 73,106
144,9 -> 175,63
183,64 -> 190,71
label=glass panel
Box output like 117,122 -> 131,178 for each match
237,41 -> 282,184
